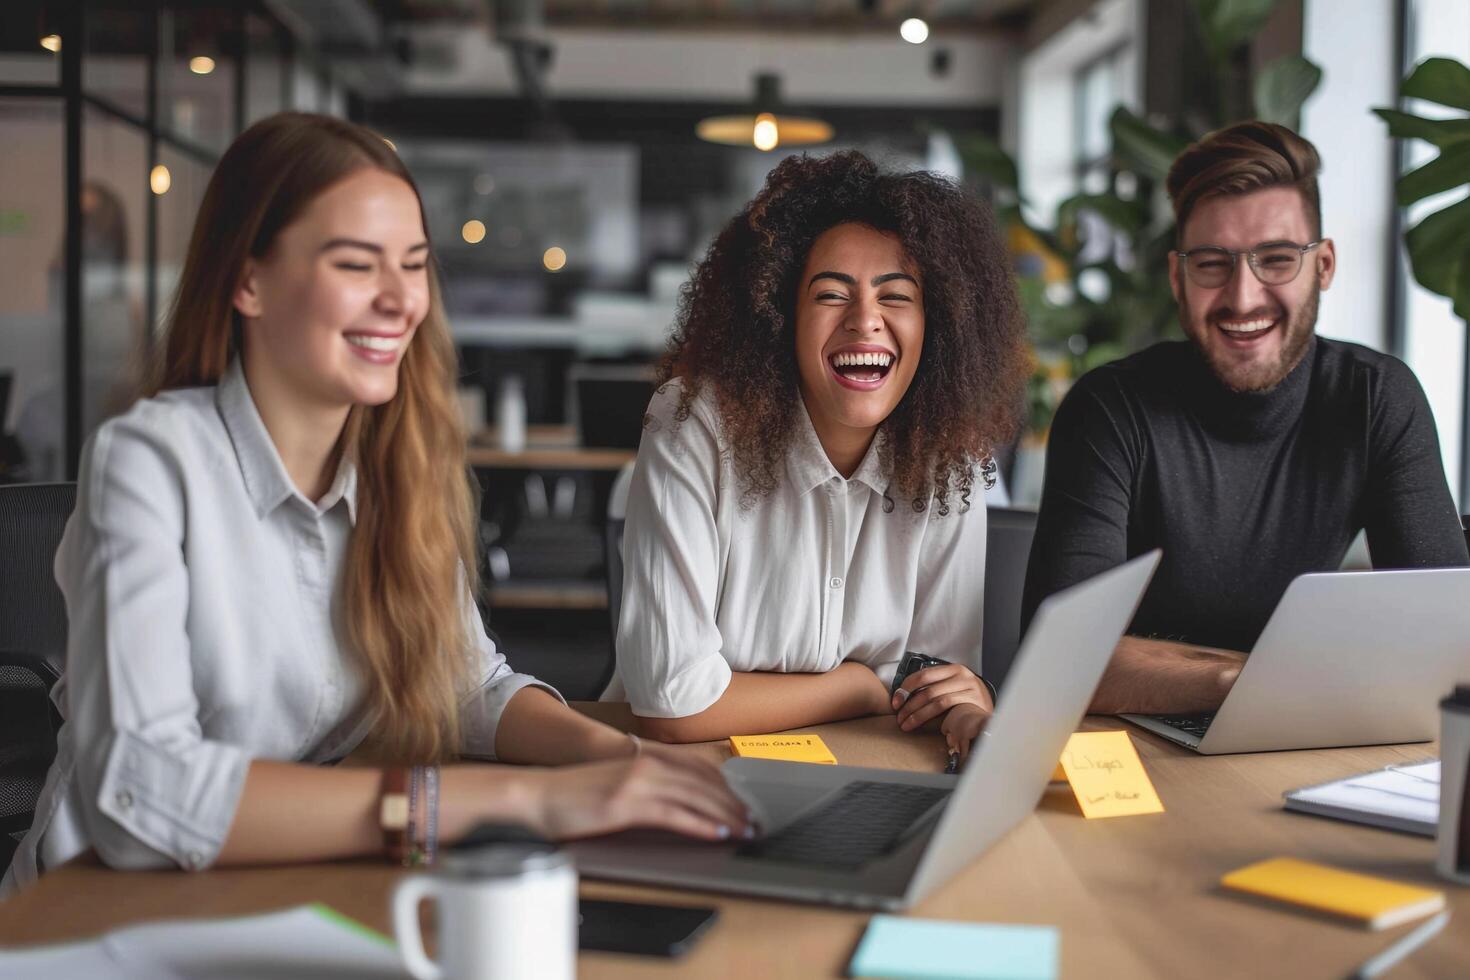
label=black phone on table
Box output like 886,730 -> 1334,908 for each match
578,899 -> 718,957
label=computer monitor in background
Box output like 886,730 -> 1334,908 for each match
570,363 -> 657,450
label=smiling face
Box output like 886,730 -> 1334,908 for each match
234,167 -> 430,412
794,222 -> 925,468
1170,186 -> 1335,393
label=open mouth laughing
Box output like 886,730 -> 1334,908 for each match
827,345 -> 897,391
1213,315 -> 1279,347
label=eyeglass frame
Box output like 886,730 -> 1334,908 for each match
1172,239 -> 1325,288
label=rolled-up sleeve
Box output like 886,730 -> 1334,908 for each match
617,385 -> 733,718
459,598 -> 565,759
60,419 -> 252,872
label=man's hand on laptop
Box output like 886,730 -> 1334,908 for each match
891,663 -> 995,759
1089,636 -> 1246,715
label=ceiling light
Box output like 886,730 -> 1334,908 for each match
900,18 -> 930,44
40,34 -> 61,53
150,165 -> 172,196
543,246 -> 567,272
462,220 -> 486,244
189,56 -> 215,75
696,73 -> 833,152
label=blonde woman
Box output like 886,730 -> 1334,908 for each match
3,113 -> 748,893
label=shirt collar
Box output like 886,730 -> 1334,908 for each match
216,358 -> 358,524
785,395 -> 889,497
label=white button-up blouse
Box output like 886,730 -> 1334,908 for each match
3,360 -> 560,893
608,379 -> 987,719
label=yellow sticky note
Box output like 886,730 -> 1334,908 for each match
728,733 -> 837,765
1056,731 -> 1164,819
1222,858 -> 1445,929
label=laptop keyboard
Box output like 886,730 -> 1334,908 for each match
1149,712 -> 1216,738
736,781 -> 952,871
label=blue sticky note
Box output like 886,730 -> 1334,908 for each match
848,915 -> 1059,980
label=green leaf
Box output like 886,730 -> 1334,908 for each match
1373,108 -> 1470,147
1057,194 -> 1147,236
1194,0 -> 1279,59
1452,259 -> 1470,323
1253,55 -> 1322,126
1110,107 -> 1190,181
1402,57 -> 1470,112
955,132 -> 1020,192
1404,195 -> 1470,297
1395,141 -> 1470,207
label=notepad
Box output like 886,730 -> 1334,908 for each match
1221,857 -> 1446,930
728,733 -> 837,764
0,903 -> 400,979
1055,730 -> 1164,819
848,915 -> 1059,980
1283,760 -> 1439,836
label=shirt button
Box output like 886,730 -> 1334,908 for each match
185,850 -> 204,870
830,576 -> 843,590
115,790 -> 133,810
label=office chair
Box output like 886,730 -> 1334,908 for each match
598,462 -> 636,699
982,506 -> 1038,694
0,482 -> 75,871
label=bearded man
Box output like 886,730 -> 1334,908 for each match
1021,121 -> 1468,714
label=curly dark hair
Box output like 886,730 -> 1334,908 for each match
660,149 -> 1028,514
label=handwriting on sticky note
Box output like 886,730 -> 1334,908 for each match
728,733 -> 837,765
1056,731 -> 1164,819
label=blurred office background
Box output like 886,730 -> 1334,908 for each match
1,1 -> 1467,694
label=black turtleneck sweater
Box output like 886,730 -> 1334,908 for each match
1021,337 -> 1469,653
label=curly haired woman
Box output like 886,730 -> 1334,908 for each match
608,150 -> 1029,761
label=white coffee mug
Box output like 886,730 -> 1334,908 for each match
391,845 -> 577,980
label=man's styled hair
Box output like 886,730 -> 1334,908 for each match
1166,121 -> 1322,239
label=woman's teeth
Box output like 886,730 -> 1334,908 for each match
346,334 -> 401,351
1217,318 -> 1275,335
831,351 -> 893,368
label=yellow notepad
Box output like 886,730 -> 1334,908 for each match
728,733 -> 837,765
1221,857 -> 1446,929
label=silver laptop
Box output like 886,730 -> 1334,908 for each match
1122,567 -> 1470,754
566,550 -> 1161,911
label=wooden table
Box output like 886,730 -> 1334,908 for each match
467,425 -> 635,470
2,705 -> 1465,978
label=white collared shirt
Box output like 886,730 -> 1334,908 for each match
3,360 -> 559,893
609,379 -> 987,718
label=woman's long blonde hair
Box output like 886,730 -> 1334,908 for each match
148,112 -> 476,763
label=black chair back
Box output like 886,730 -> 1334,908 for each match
0,482 -> 75,871
983,506 -> 1038,694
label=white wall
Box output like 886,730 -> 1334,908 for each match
1300,0 -> 1397,353
402,26 -> 1008,107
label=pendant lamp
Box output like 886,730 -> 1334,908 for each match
696,73 -> 834,152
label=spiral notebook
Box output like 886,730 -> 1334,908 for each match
1282,760 -> 1439,836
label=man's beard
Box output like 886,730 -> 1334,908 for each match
1179,284 -> 1319,394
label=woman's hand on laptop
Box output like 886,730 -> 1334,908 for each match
518,752 -> 756,843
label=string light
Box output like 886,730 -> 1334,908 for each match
542,246 -> 567,272
150,164 -> 172,196
189,56 -> 215,75
461,220 -> 486,245
40,34 -> 61,53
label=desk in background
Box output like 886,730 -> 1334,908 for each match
1,706 -> 1465,979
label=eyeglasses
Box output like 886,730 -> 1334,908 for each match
1173,240 -> 1323,289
